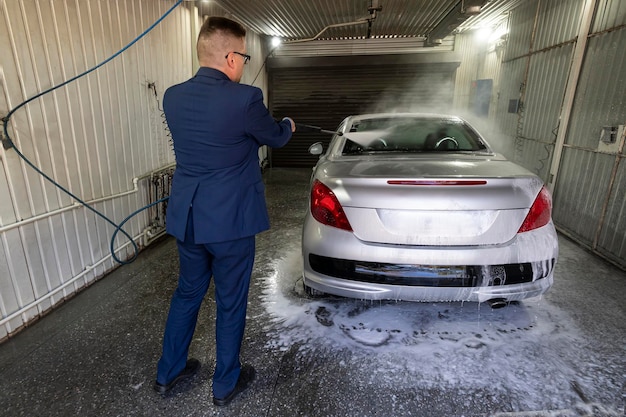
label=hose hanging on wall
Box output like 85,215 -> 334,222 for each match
535,123 -> 558,181
148,81 -> 174,152
1,0 -> 183,264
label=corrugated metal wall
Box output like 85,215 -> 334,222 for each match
0,0 -> 191,340
0,0 -> 271,341
493,0 -> 626,268
452,33 -> 480,112
554,25 -> 626,267
496,0 -> 585,180
0,0 -> 278,342
452,29 -> 506,147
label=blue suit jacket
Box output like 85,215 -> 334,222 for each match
163,67 -> 292,243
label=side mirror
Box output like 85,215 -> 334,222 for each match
308,142 -> 324,155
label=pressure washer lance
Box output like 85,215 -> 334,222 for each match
296,123 -> 343,136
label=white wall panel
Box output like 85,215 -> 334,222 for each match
533,0 -> 583,50
494,59 -> 526,141
597,161 -> 626,266
453,30 -> 505,151
503,0 -> 538,61
0,234 -> 20,334
522,47 -> 571,143
592,0 -> 626,32
0,0 -> 193,340
568,30 -> 626,149
557,26 -> 626,266
0,0 -> 271,340
452,33 -> 479,111
553,149 -> 614,245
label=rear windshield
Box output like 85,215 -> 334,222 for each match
341,117 -> 488,155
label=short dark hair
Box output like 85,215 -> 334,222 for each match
198,16 -> 246,40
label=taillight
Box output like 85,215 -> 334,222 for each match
310,180 -> 352,231
518,187 -> 552,233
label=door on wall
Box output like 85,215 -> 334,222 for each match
268,59 -> 459,167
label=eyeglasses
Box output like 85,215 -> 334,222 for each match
225,51 -> 251,65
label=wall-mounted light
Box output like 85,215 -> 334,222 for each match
489,25 -> 508,43
475,24 -> 508,45
476,26 -> 493,42
271,37 -> 282,47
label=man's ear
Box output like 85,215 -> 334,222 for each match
225,53 -> 236,70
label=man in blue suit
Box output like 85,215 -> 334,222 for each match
154,16 -> 295,406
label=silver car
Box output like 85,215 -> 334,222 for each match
301,113 -> 558,307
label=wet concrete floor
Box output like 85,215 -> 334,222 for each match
0,168 -> 624,417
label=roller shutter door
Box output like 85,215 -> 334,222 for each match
268,59 -> 459,167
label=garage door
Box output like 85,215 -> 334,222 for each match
268,55 -> 460,167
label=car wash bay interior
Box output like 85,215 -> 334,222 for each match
0,1 -> 624,416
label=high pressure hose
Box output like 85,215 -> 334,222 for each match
296,124 -> 343,136
1,0 -> 183,264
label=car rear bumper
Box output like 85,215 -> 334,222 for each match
302,216 -> 558,302
303,269 -> 553,302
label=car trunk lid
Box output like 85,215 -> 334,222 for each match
317,157 -> 543,246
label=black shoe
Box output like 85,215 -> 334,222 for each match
212,364 -> 256,406
153,358 -> 201,395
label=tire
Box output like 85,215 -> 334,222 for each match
303,281 -> 326,298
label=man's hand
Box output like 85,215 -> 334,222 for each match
282,117 -> 296,132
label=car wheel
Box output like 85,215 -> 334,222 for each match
303,281 -> 326,298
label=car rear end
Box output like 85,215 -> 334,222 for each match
301,115 -> 558,304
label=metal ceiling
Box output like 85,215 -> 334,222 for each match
203,0 -> 526,44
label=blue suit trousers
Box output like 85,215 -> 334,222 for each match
156,211 -> 255,397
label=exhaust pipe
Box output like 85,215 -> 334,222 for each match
486,298 -> 508,309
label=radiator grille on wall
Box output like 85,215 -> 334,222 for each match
143,166 -> 175,245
